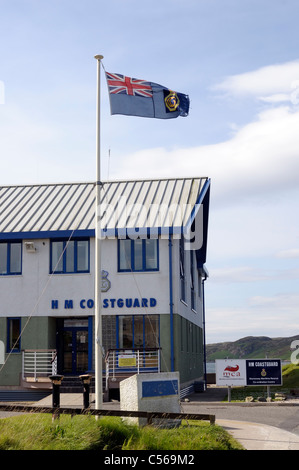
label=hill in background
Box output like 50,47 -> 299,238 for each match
206,335 -> 299,361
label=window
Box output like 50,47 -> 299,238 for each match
0,242 -> 22,275
180,238 -> 186,302
118,239 -> 159,272
118,315 -> 159,349
7,318 -> 21,352
190,251 -> 196,311
50,239 -> 89,273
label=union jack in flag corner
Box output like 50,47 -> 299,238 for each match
105,71 -> 189,119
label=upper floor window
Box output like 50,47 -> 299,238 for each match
118,239 -> 159,272
50,239 -> 89,274
0,242 -> 22,275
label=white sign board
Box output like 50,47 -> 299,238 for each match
215,359 -> 247,386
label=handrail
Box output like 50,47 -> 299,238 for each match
105,347 -> 161,361
105,348 -> 161,391
22,350 -> 57,380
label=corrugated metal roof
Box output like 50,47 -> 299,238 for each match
0,177 -> 210,236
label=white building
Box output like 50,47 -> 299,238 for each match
0,177 -> 210,399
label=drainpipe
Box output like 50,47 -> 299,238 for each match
168,235 -> 174,372
202,269 -> 208,390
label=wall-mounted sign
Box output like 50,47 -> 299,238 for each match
51,297 -> 157,310
118,355 -> 137,367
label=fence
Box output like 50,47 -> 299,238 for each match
0,403 -> 215,425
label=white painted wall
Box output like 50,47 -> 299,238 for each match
0,237 -> 204,327
0,238 -> 170,318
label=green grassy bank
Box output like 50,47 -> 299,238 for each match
0,414 -> 243,450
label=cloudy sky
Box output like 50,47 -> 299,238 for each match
0,0 -> 299,344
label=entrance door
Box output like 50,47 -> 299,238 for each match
63,327 -> 88,375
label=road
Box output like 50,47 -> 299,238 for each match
181,398 -> 299,436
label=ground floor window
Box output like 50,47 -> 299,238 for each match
7,318 -> 21,352
117,315 -> 159,349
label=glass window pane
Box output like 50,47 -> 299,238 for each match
66,241 -> 74,272
119,240 -> 131,271
0,244 -> 7,274
77,240 -> 89,271
134,316 -> 144,348
10,243 -> 21,273
52,241 -> 63,272
118,315 -> 133,348
144,315 -> 159,348
9,318 -> 20,351
134,239 -> 143,270
145,239 -> 158,269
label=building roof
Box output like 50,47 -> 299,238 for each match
0,177 -> 210,238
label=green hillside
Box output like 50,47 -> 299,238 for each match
206,335 -> 299,361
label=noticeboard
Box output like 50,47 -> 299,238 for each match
215,359 -> 247,386
245,359 -> 282,386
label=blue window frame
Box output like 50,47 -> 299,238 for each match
50,239 -> 90,274
118,239 -> 159,272
0,242 -> 22,275
7,318 -> 21,353
116,315 -> 160,349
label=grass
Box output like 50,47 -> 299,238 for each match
0,414 -> 243,450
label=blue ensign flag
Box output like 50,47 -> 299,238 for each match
105,72 -> 190,119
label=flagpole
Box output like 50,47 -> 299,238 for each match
94,54 -> 104,410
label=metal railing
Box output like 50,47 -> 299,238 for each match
105,348 -> 161,388
22,349 -> 57,381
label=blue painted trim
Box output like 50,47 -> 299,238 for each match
142,380 -> 178,398
168,236 -> 174,372
0,229 -> 95,241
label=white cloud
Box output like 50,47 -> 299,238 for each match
213,59 -> 299,104
276,249 -> 299,259
112,104 -> 299,209
249,293 -> 299,309
206,299 -> 299,344
209,266 -> 299,284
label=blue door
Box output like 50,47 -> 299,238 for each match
63,327 -> 88,374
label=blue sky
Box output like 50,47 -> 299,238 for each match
1,0 -> 299,344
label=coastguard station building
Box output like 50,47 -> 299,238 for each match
0,177 -> 210,399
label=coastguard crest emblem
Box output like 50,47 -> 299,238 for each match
164,90 -> 180,112
101,270 -> 111,292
